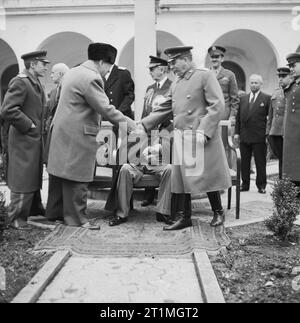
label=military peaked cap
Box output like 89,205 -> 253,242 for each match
164,46 -> 193,63
88,43 -> 117,65
277,67 -> 291,76
286,52 -> 300,66
21,50 -> 50,63
208,46 -> 226,56
148,56 -> 168,68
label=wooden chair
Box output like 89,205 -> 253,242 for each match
220,120 -> 241,219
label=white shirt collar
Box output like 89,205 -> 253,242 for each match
105,64 -> 115,81
157,76 -> 168,89
250,90 -> 260,102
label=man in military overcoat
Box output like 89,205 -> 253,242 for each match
139,46 -> 232,230
0,51 -> 50,229
283,53 -> 300,190
267,67 -> 292,179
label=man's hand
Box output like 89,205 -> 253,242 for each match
196,131 -> 208,145
234,134 -> 240,146
133,122 -> 146,136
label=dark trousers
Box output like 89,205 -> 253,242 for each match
172,191 -> 223,216
240,142 -> 267,190
46,175 -> 89,227
267,135 -> 283,179
8,190 -> 43,223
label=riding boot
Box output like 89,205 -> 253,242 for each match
163,211 -> 192,231
210,209 -> 226,227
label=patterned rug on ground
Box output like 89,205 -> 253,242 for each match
34,203 -> 232,257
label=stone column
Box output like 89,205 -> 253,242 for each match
134,0 -> 157,121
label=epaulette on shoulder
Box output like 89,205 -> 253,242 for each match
197,68 -> 209,72
17,73 -> 28,79
118,66 -> 127,71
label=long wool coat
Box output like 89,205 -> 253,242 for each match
142,66 -> 232,195
47,61 -> 136,183
283,76 -> 300,181
0,70 -> 46,193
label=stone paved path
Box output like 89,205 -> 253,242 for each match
37,257 -> 203,303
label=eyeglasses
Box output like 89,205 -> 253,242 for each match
210,55 -> 222,59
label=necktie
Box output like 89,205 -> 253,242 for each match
249,93 -> 256,111
156,82 -> 160,91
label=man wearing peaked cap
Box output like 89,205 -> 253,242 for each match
283,53 -> 300,191
46,43 -> 137,229
139,45 -> 231,230
103,45 -> 135,120
208,45 -> 239,121
267,67 -> 292,180
0,50 -> 50,229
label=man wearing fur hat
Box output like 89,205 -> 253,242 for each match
46,43 -> 136,230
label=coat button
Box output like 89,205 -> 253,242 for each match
190,125 -> 193,129
187,95 -> 191,99
188,110 -> 192,115
292,109 -> 295,113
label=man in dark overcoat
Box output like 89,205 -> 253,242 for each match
0,51 -> 50,229
283,53 -> 300,190
139,46 -> 232,230
46,43 -> 136,229
266,67 -> 292,179
43,63 -> 69,164
235,74 -> 271,194
104,61 -> 135,120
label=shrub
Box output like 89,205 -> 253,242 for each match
265,177 -> 300,241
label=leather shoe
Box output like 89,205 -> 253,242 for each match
258,188 -> 266,194
141,200 -> 153,207
156,213 -> 174,225
210,210 -> 225,227
163,212 -> 192,231
109,216 -> 128,227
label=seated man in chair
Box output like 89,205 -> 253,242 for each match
105,121 -> 173,227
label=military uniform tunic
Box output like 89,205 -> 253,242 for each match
267,88 -> 285,136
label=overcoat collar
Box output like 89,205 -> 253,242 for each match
81,60 -> 100,74
24,69 -> 39,86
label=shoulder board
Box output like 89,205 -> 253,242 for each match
118,66 -> 127,71
197,68 -> 209,72
17,73 -> 28,79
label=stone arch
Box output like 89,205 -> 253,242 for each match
205,29 -> 279,94
118,30 -> 184,78
0,39 -> 19,104
223,61 -> 246,91
37,32 -> 93,94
